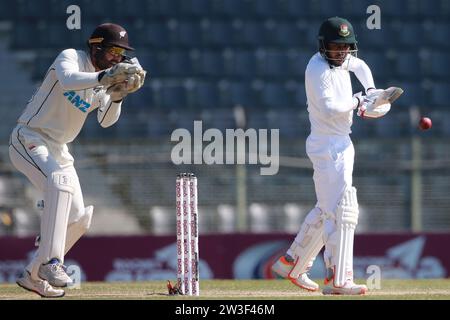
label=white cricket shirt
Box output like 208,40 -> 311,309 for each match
17,49 -> 122,144
305,52 -> 375,136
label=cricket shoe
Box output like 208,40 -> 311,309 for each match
322,269 -> 367,295
322,281 -> 368,295
271,256 -> 319,292
38,259 -> 73,288
16,271 -> 65,298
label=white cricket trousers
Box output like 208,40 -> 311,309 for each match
306,133 -> 355,215
306,133 -> 355,267
8,125 -> 86,264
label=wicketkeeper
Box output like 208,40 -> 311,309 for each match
272,17 -> 400,295
9,23 -> 147,298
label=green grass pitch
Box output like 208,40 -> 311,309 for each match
1,279 -> 450,300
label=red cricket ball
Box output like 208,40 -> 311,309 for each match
419,117 -> 432,130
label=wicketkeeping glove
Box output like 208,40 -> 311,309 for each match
106,82 -> 129,102
126,69 -> 147,93
98,62 -> 143,87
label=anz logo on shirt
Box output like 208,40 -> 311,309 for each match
64,91 -> 91,113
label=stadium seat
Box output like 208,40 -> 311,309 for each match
393,82 -> 423,108
217,204 -> 236,233
178,0 -> 210,16
210,0 -> 248,17
153,80 -> 188,109
188,81 -> 220,109
265,21 -> 301,47
224,50 -> 258,78
177,21 -> 203,47
394,22 -> 424,48
249,203 -> 271,233
428,22 -> 450,49
149,206 -> 174,235
361,52 -> 392,79
191,50 -> 224,77
394,52 -> 422,79
288,50 -> 313,77
160,50 -> 193,77
218,80 -> 260,109
428,52 -> 450,78
261,82 -> 294,108
283,203 -> 304,233
201,19 -> 233,46
430,82 -> 450,107
258,50 -> 290,78
232,20 -> 266,46
142,0 -> 179,16
144,22 -> 170,48
373,112 -> 409,138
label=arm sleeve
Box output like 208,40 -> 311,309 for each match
347,56 -> 376,92
54,49 -> 101,91
306,68 -> 359,118
97,92 -> 122,128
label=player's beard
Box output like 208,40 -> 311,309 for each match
95,55 -> 115,70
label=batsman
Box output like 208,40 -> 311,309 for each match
272,17 -> 402,294
9,23 -> 147,297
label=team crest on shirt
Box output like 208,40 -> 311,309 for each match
339,24 -> 350,37
64,91 -> 91,113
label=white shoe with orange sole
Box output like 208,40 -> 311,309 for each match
271,256 -> 319,292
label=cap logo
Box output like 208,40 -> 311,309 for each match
339,24 -> 350,37
119,31 -> 126,38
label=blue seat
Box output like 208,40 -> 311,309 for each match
393,82 -> 423,108
289,51 -> 312,77
232,20 -> 265,46
178,0 -> 210,16
193,50 -> 224,77
224,50 -> 257,78
33,54 -> 57,80
138,53 -> 162,77
361,53 -> 392,79
189,81 -> 220,109
291,82 -> 307,107
201,20 -> 233,46
219,81 -> 260,108
395,22 -> 424,47
430,82 -> 450,107
261,82 -> 293,108
425,22 -> 450,49
281,0 -> 311,17
383,0 -> 418,16
266,109 -> 303,138
153,81 -> 187,109
126,86 -> 154,110
251,0 -> 282,17
373,112 -> 409,138
265,21 -> 301,47
15,0 -> 49,18
142,0 -> 179,16
429,52 -> 450,78
144,22 -> 170,48
314,0 -> 344,17
395,52 -> 421,79
258,50 -> 290,78
177,21 -> 203,47
210,0 -> 249,17
160,51 -> 193,77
